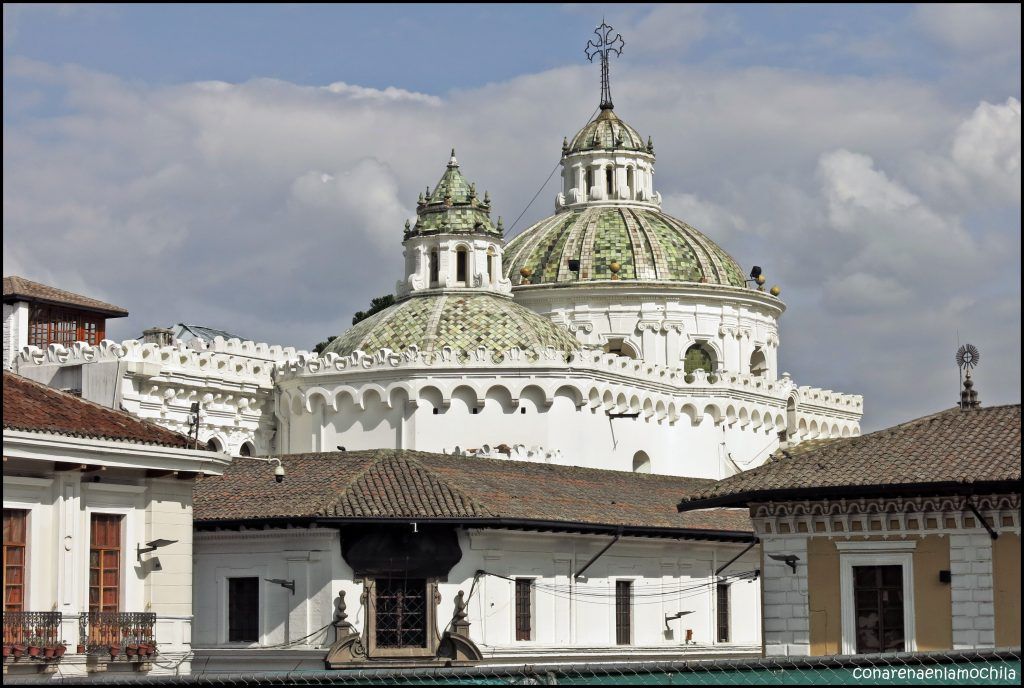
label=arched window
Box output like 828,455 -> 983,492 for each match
207,437 -> 224,453
586,168 -> 594,197
487,249 -> 495,285
626,167 -> 635,199
632,450 -> 651,474
456,247 -> 468,284
603,337 -> 639,360
683,343 -> 715,375
749,348 -> 768,377
238,441 -> 254,457
605,166 -> 614,197
786,397 -> 797,438
429,250 -> 439,285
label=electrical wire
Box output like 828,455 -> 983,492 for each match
505,106 -> 600,237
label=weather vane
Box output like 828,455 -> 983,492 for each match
956,343 -> 981,410
585,21 -> 625,111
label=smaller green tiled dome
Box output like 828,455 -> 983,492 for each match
503,206 -> 747,288
405,151 -> 501,239
566,108 -> 650,155
323,293 -> 580,360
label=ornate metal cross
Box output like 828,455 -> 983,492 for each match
586,21 -> 625,111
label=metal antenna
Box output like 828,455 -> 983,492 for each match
585,20 -> 625,111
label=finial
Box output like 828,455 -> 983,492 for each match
647,136 -> 654,153
404,219 -> 411,231
956,344 -> 981,409
426,185 -> 431,199
609,260 -> 621,280
448,148 -> 458,167
497,216 -> 504,233
562,136 -> 569,154
585,21 -> 624,111
484,190 -> 491,205
469,182 -> 476,199
417,191 -> 425,205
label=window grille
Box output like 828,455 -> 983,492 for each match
615,580 -> 632,645
375,578 -> 428,649
515,579 -> 532,641
717,583 -> 730,642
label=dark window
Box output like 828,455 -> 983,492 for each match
375,578 -> 428,648
717,583 -> 730,642
853,565 -> 905,653
606,167 -> 614,196
615,580 -> 632,645
487,252 -> 495,284
515,579 -> 532,641
429,250 -> 439,285
89,514 -> 122,613
3,509 -> 28,612
456,248 -> 468,283
238,442 -> 252,457
28,304 -> 106,348
228,577 -> 260,643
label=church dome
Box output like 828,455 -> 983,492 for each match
405,150 -> 501,239
322,292 -> 580,360
503,206 -> 747,288
566,108 -> 650,155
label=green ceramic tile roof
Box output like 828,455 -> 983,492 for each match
567,108 -> 648,155
406,154 -> 501,239
504,207 -> 748,288
323,293 -> 580,360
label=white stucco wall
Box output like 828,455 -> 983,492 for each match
192,526 -> 761,671
3,300 -> 29,370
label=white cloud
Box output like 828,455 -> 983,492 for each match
951,97 -> 1021,201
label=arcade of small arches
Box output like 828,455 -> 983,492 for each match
279,379 -> 859,438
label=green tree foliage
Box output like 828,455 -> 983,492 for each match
312,294 -> 395,354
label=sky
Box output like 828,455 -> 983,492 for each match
3,4 -> 1020,431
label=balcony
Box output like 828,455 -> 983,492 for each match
79,612 -> 157,662
2,611 -> 65,663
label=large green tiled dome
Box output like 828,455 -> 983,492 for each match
323,293 -> 580,360
503,206 -> 747,287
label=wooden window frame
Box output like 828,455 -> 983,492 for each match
3,509 -> 28,612
27,304 -> 106,349
89,513 -> 123,613
837,541 -> 917,654
364,577 -> 441,658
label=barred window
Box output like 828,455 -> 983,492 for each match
375,578 -> 428,649
615,580 -> 632,645
717,583 -> 730,642
515,578 -> 533,641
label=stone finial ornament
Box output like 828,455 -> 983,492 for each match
770,285 -> 781,297
609,260 -> 621,280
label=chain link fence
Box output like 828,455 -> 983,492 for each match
4,648 -> 1019,685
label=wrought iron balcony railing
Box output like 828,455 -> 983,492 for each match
79,611 -> 156,656
2,610 -> 62,648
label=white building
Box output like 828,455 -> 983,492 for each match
2,371 -> 228,679
191,449 -> 762,671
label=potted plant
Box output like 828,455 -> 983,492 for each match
126,643 -> 139,658
43,645 -> 56,659
27,638 -> 42,658
76,643 -> 85,654
52,643 -> 67,659
108,644 -> 120,659
2,644 -> 11,658
12,643 -> 26,658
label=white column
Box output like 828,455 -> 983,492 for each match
57,471 -> 83,647
949,533 -> 996,648
761,536 -> 810,656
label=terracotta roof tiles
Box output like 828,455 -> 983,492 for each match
3,275 -> 128,317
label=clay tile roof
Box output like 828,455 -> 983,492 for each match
3,371 -> 194,449
194,449 -> 752,538
678,404 -> 1022,510
3,275 -> 128,317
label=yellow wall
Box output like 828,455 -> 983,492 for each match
806,536 -> 952,655
993,533 -> 1021,647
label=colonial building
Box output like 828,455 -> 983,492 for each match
677,397 -> 1021,657
2,372 -> 229,678
190,449 -> 762,671
3,276 -> 128,371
